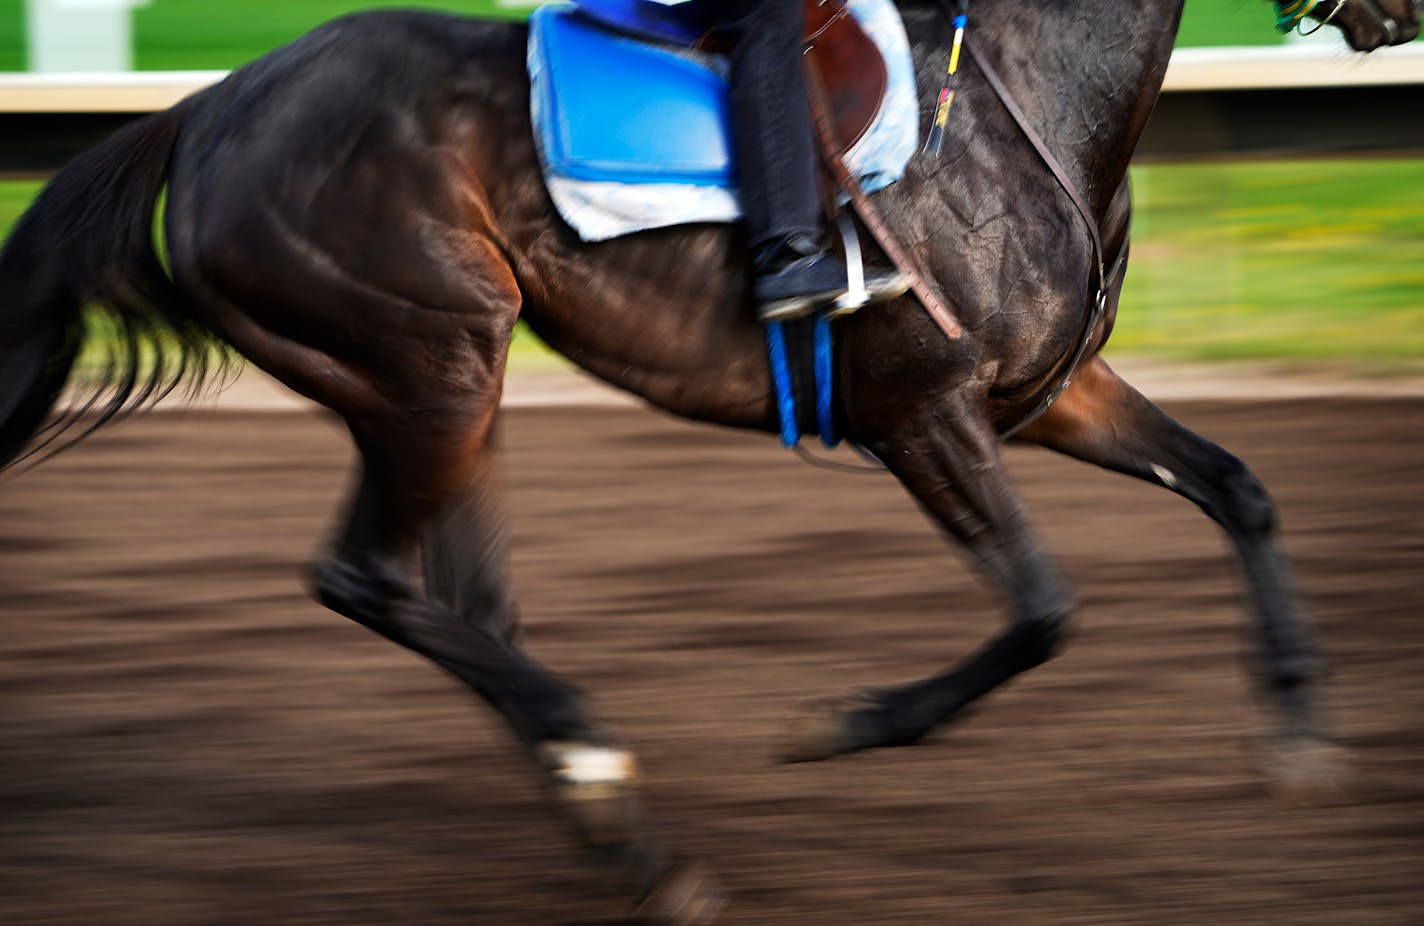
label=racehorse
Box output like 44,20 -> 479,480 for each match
1,0 -> 1417,921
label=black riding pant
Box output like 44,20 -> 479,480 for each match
708,0 -> 822,252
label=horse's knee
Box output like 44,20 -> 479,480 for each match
1215,455 -> 1277,537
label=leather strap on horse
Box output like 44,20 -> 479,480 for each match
803,63 -> 963,340
954,25 -> 1134,438
962,35 -> 1110,296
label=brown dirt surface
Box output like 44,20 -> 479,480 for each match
2,400 -> 1421,925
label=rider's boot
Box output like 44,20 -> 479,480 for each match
753,235 -> 910,323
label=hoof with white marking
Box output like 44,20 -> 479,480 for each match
539,741 -> 642,846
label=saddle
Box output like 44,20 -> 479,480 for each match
528,0 -> 915,214
571,0 -> 889,158
528,1 -> 925,448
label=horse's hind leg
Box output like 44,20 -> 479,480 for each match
311,388 -> 719,917
1013,356 -> 1329,776
423,423 -> 521,647
176,256 -> 718,923
787,392 -> 1079,761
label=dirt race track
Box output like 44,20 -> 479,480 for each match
1,398 -> 1421,925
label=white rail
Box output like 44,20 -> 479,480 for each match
0,70 -> 228,112
1163,43 -> 1424,90
1,45 -> 1423,113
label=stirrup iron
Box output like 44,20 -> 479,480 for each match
826,213 -> 870,319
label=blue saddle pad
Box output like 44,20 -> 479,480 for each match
530,4 -> 733,187
569,0 -> 710,46
528,0 -> 917,241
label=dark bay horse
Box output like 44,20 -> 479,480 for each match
1,0 -> 1418,921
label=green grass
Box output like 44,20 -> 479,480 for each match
0,0 -> 524,71
1121,160 -> 1424,362
0,178 -> 40,234
1177,1 -> 1285,48
129,0 -> 525,71
0,0 -> 20,70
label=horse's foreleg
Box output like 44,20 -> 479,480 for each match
1013,356 -> 1329,769
787,397 -> 1078,761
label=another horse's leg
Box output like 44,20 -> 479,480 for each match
1012,356 -> 1329,779
787,394 -> 1079,761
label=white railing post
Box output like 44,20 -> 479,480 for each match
25,0 -> 151,73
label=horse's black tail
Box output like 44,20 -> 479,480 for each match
0,101 -> 221,474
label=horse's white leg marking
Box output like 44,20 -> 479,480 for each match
541,742 -> 639,787
538,742 -> 643,847
1151,463 -> 1179,489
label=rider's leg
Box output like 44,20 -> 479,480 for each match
719,0 -> 909,321
723,0 -> 820,262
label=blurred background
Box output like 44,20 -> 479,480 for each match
0,0 -> 1420,368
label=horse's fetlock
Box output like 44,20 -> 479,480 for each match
1269,653 -> 1327,689
1016,605 -> 1076,664
308,556 -> 410,623
1269,675 -> 1327,742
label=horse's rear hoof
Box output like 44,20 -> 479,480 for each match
781,692 -> 882,763
539,741 -> 643,846
782,705 -> 852,763
1261,736 -> 1350,805
635,862 -> 726,926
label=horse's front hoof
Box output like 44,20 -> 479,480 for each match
539,741 -> 643,846
635,862 -> 726,926
780,691 -> 883,763
1260,736 -> 1350,804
